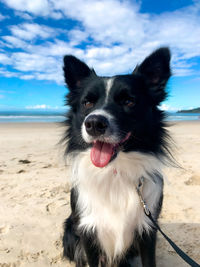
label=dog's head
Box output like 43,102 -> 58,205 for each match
64,48 -> 171,167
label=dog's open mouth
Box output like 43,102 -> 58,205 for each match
90,132 -> 131,167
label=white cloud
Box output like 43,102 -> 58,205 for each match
19,74 -> 35,80
0,53 -> 12,64
68,29 -> 89,46
0,13 -> 9,20
27,39 -> 83,57
25,104 -> 65,109
52,0 -> 147,47
5,52 -> 64,83
0,13 -> 4,21
0,67 -> 18,78
159,104 -> 178,112
49,0 -> 200,76
0,0 -> 200,83
1,0 -> 48,15
12,52 -> 57,71
33,72 -> 63,84
1,0 -> 62,18
26,104 -> 50,109
14,11 -> 33,20
149,5 -> 200,60
9,23 -> 59,40
2,36 -> 29,49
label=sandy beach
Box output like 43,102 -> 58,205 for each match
0,121 -> 199,267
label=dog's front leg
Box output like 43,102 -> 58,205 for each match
139,230 -> 157,267
82,232 -> 101,267
118,243 -> 142,267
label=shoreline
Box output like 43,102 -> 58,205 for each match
0,120 -> 200,125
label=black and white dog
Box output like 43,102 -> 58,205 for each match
62,47 -> 171,267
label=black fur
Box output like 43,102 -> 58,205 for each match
63,189 -> 86,267
62,47 -> 171,266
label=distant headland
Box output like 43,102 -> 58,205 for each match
177,107 -> 200,113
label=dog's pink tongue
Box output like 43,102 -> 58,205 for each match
91,141 -> 114,168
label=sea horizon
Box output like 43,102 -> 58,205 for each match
0,110 -> 200,123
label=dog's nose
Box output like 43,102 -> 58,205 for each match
85,115 -> 109,136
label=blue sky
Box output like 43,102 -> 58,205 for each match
0,0 -> 200,112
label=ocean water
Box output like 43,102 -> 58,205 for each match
0,112 -> 199,123
0,111 -> 65,123
166,112 -> 200,121
0,115 -> 65,123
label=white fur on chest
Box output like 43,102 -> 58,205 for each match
69,151 -> 163,260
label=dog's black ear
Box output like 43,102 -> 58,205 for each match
63,55 -> 94,90
135,47 -> 171,104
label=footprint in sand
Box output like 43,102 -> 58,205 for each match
42,164 -> 52,168
185,174 -> 200,185
46,202 -> 56,213
46,200 -> 68,214
17,169 -> 26,173
19,159 -> 31,164
0,225 -> 9,234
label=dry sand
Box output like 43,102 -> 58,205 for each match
0,121 -> 199,267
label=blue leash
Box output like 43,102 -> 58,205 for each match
148,212 -> 200,267
136,184 -> 200,267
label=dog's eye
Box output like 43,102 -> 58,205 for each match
124,98 -> 135,107
84,101 -> 94,109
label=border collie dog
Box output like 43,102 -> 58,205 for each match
62,48 -> 171,267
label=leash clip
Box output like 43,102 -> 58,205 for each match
136,179 -> 150,216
